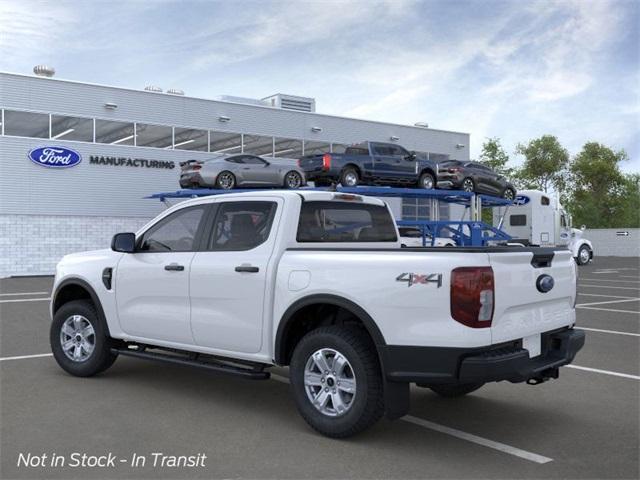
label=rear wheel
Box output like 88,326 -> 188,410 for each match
290,326 -> 384,438
418,172 -> 435,190
340,167 -> 359,187
284,171 -> 303,189
428,382 -> 484,397
576,245 -> 591,265
461,177 -> 475,192
216,171 -> 236,190
50,300 -> 117,377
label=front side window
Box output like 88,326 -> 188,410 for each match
208,201 -> 277,251
139,206 -> 205,252
297,201 -> 397,242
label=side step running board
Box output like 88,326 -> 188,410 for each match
111,347 -> 270,380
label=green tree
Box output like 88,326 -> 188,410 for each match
515,135 -> 569,193
479,137 -> 514,177
566,142 -> 638,228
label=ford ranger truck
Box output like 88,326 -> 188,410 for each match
50,190 -> 584,438
298,141 -> 439,189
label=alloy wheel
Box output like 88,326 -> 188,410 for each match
60,315 -> 95,362
343,172 -> 358,187
304,348 -> 357,417
462,179 -> 474,192
286,172 -> 302,189
218,172 -> 235,189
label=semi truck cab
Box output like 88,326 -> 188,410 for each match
494,189 -> 594,265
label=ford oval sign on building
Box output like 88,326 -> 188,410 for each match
28,147 -> 82,168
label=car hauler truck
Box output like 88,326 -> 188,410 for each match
493,189 -> 594,265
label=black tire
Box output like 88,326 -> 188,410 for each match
340,167 -> 359,187
50,300 -> 117,377
216,171 -> 236,190
428,382 -> 484,397
461,177 -> 475,192
290,326 -> 384,438
503,187 -> 516,200
418,172 -> 435,190
576,245 -> 591,266
283,170 -> 303,189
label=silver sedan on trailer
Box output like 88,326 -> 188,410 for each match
179,154 -> 306,190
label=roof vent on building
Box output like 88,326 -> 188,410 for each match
33,65 -> 55,77
262,94 -> 316,113
144,85 -> 163,93
167,88 -> 185,95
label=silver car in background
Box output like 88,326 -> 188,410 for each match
179,154 -> 306,190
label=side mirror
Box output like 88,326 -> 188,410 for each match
406,151 -> 416,161
111,232 -> 136,253
581,225 -> 586,231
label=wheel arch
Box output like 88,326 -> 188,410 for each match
52,278 -> 111,336
419,167 -> 436,179
274,294 -> 386,366
342,163 -> 362,177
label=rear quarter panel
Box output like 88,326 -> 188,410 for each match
273,249 -> 493,348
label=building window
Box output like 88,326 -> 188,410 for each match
304,140 -> 330,156
243,134 -> 273,156
331,143 -> 348,154
3,110 -> 49,138
135,123 -> 173,148
51,114 -> 93,142
274,137 -> 303,158
173,127 -> 208,151
95,119 -> 135,145
429,153 -> 450,163
402,198 -> 431,221
210,131 -> 242,154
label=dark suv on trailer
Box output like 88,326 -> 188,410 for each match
437,160 -> 516,199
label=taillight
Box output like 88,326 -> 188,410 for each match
450,267 -> 494,328
322,153 -> 332,171
448,167 -> 460,173
192,165 -> 202,171
297,159 -> 301,167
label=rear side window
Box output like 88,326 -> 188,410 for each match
541,196 -> 550,206
345,147 -> 369,155
510,214 -> 527,226
297,201 -> 397,242
139,206 -> 206,252
208,201 -> 277,251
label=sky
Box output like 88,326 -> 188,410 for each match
1,0 -> 638,172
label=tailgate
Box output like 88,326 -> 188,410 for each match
298,154 -> 325,171
489,248 -> 576,345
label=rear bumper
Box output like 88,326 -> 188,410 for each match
179,172 -> 206,188
381,327 -> 585,385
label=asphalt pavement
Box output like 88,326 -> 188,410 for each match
1,257 -> 638,479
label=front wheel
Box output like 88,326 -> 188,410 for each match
290,326 -> 384,438
503,187 -> 516,201
428,382 -> 484,397
576,245 -> 591,265
50,300 -> 117,377
461,177 -> 475,193
284,171 -> 303,189
418,172 -> 435,190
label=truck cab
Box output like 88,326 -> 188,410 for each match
494,190 -> 594,265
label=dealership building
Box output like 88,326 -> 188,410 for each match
0,70 -> 470,277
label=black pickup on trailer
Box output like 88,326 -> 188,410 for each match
298,141 -> 439,189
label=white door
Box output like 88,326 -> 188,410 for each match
115,205 -> 208,344
190,199 -> 281,353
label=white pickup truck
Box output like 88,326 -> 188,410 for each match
50,190 -> 584,437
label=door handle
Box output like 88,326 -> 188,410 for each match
235,265 -> 259,273
164,263 -> 185,271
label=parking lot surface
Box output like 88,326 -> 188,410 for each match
1,257 -> 638,479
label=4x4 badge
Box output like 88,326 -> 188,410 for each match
396,273 -> 442,288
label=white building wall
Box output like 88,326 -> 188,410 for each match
0,215 -> 152,277
584,228 -> 640,257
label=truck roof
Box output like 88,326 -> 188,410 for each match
168,189 -> 388,210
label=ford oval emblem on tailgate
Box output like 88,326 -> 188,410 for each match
536,274 -> 555,293
28,146 -> 82,168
